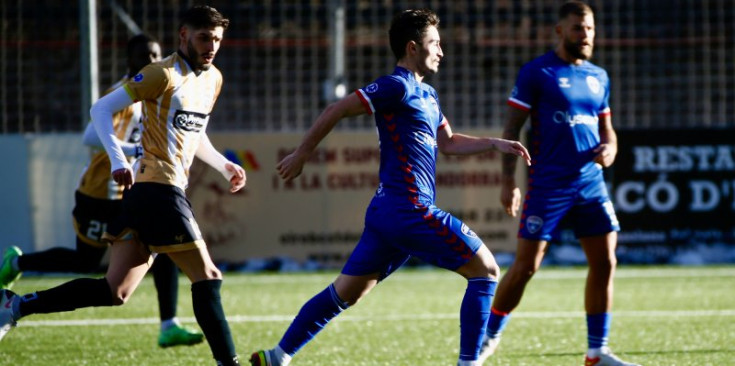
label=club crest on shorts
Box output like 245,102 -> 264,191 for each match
526,215 -> 543,234
461,223 -> 478,238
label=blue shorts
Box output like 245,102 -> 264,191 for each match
342,202 -> 484,278
519,176 -> 620,242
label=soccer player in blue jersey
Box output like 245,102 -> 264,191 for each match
249,9 -> 531,366
478,2 -> 640,366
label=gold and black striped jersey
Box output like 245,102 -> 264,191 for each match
123,51 -> 223,190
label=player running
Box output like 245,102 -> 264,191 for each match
0,6 -> 244,365
0,33 -> 203,349
249,9 -> 530,366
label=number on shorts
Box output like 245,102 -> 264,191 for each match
86,220 -> 107,241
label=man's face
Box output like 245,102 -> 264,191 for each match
560,13 -> 595,60
416,25 -> 443,75
130,41 -> 162,74
181,26 -> 224,71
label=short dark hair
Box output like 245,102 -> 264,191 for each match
179,5 -> 229,30
559,1 -> 593,20
389,9 -> 440,61
127,33 -> 156,57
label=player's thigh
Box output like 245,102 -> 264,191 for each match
398,207 -> 484,272
125,183 -> 213,281
341,224 -> 410,281
106,239 -> 153,303
579,232 -> 617,268
167,246 -> 221,283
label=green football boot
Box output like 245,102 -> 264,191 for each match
158,324 -> 205,348
0,246 -> 22,290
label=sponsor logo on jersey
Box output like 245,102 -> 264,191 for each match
558,77 -> 571,88
133,73 -> 144,82
586,75 -> 601,94
526,215 -> 544,234
552,110 -> 598,126
365,82 -> 379,94
173,110 -> 208,132
461,223 -> 478,238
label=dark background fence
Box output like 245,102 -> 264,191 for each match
1,0 -> 733,133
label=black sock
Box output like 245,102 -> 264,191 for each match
151,254 -> 178,321
18,247 -> 105,273
192,279 -> 238,365
19,277 -> 113,317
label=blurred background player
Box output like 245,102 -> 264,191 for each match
478,2 -> 640,366
0,33 -> 203,348
0,6 -> 245,365
250,9 -> 531,366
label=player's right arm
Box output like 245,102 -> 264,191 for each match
81,120 -> 142,157
89,86 -> 136,189
277,93 -> 367,182
500,106 -> 529,217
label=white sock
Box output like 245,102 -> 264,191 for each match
587,346 -> 608,358
457,360 -> 480,366
160,317 -> 181,331
272,345 -> 292,366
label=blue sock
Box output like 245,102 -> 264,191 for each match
587,312 -> 611,349
278,284 -> 348,355
459,278 -> 497,361
486,307 -> 511,339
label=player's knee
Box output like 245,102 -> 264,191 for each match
510,261 -> 539,280
487,261 -> 500,279
589,254 -> 617,273
111,290 -> 133,306
204,266 -> 223,280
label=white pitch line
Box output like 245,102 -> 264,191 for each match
18,309 -> 735,328
216,267 -> 735,284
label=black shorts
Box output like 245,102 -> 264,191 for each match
72,190 -> 122,248
103,182 -> 206,253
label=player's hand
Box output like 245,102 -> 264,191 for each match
112,168 -> 134,190
494,138 -> 532,166
500,182 -> 522,217
593,143 -> 617,167
276,151 -> 307,182
225,162 -> 246,193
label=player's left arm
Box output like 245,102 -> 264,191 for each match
196,133 -> 246,193
436,117 -> 531,166
277,92 -> 367,182
593,113 -> 617,167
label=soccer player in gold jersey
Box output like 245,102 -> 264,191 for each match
0,33 -> 204,348
0,6 -> 244,366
